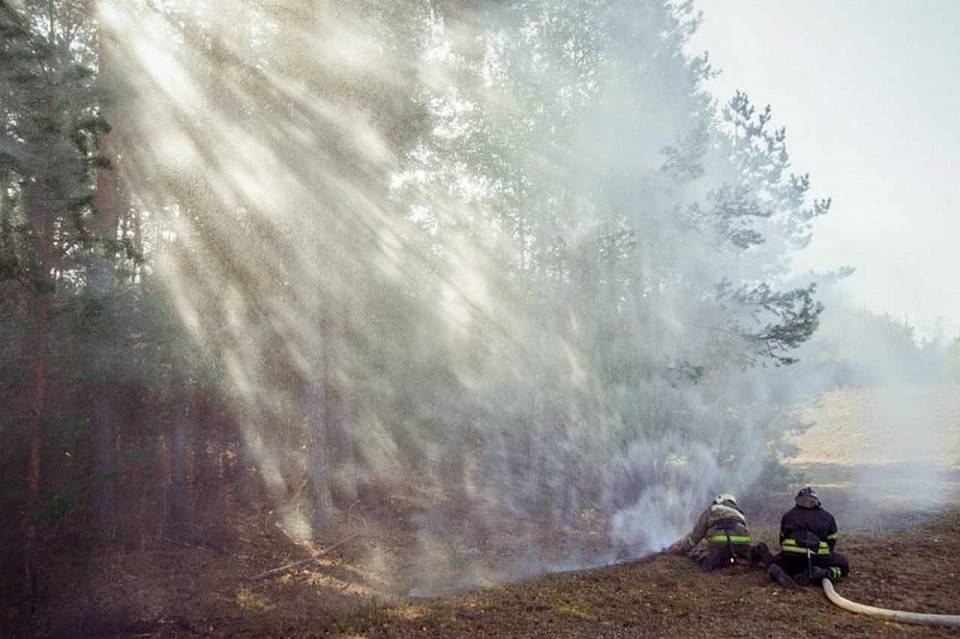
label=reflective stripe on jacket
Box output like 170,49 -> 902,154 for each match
706,534 -> 752,544
779,503 -> 840,556
680,503 -> 751,552
780,538 -> 831,555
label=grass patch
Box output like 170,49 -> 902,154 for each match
234,585 -> 275,612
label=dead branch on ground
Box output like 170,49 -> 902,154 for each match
246,532 -> 361,581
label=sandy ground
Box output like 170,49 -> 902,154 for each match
789,385 -> 960,468
787,384 -> 960,526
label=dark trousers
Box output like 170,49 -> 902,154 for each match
751,542 -> 776,567
775,551 -> 849,581
698,543 -> 761,572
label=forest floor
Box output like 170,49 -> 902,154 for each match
10,384 -> 960,638
22,499 -> 960,638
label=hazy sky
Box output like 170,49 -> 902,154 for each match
692,0 -> 960,340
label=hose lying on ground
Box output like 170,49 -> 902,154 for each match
821,578 -> 960,627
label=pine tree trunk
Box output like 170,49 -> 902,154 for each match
22,177 -> 54,598
166,402 -> 189,533
88,20 -> 121,543
332,393 -> 358,506
89,378 -> 118,542
23,291 -> 49,598
191,387 -> 219,515
327,314 -> 357,507
309,330 -> 333,525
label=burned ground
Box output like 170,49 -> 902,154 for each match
7,385 -> 960,638
333,509 -> 960,638
9,498 -> 960,638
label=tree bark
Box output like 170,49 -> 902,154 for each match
88,15 -> 121,543
89,378 -> 118,541
308,330 -> 333,525
166,401 -> 190,533
326,313 -> 357,507
23,292 -> 50,597
21,177 -> 55,598
191,386 -> 220,514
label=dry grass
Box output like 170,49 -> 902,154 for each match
16,384 -> 960,637
327,510 -> 960,638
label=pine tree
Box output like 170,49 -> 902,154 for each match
0,0 -> 110,592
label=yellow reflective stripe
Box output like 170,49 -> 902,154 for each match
706,535 -> 752,544
782,539 -> 829,548
781,539 -> 831,555
780,546 -> 831,556
827,533 -> 839,540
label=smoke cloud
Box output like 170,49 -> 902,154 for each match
85,0 -> 957,594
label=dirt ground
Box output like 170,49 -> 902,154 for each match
16,504 -> 960,638
331,509 -> 960,639
8,385 -> 960,638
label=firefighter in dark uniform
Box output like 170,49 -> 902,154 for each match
768,486 -> 850,588
668,494 -> 774,571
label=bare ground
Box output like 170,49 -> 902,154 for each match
15,504 -> 960,638
331,509 -> 960,639
8,385 -> 960,638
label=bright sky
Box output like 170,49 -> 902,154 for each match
691,0 -> 960,340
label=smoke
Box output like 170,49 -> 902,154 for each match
97,0 -> 858,592
608,437 -> 727,554
856,386 -> 959,509
778,275 -> 960,524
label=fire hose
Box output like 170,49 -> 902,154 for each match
821,578 -> 960,627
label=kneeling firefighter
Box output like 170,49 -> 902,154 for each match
769,487 -> 850,588
668,494 -> 774,571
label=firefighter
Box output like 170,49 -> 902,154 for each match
768,486 -> 850,589
667,494 -> 774,571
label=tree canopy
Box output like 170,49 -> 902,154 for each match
1,0 -> 836,601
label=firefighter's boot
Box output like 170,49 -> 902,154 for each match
750,542 -> 775,567
793,565 -> 828,587
769,564 -> 799,589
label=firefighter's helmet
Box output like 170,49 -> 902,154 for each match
795,486 -> 821,508
713,493 -> 738,508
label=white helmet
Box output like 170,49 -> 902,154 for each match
714,493 -> 738,507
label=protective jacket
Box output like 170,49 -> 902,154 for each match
779,503 -> 839,557
679,503 -> 751,552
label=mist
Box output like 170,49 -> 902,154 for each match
2,0 -> 957,605
117,0 -> 819,588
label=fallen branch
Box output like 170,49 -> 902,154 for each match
247,532 -> 361,582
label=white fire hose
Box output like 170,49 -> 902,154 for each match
821,578 -> 960,627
